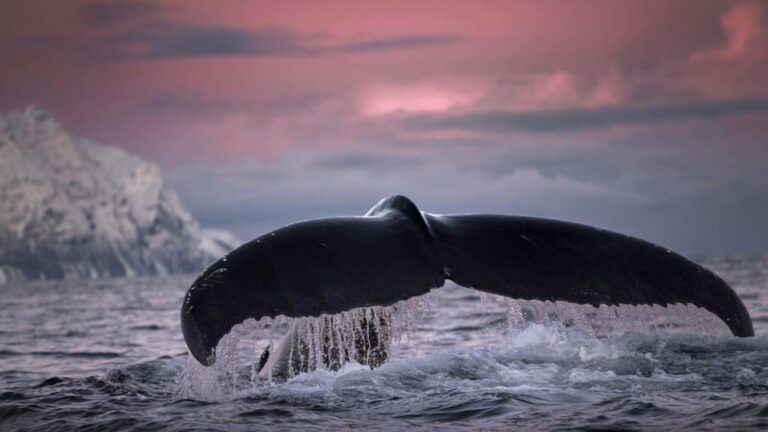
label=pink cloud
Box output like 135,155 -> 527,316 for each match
357,79 -> 488,116
691,1 -> 768,62
0,0 -> 766,163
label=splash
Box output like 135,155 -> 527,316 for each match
488,294 -> 730,338
177,291 -> 435,400
177,283 -> 731,400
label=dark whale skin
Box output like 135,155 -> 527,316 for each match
181,195 -> 753,366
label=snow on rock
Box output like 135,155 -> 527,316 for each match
0,105 -> 236,283
200,228 -> 242,258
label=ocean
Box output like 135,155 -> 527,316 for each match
2,255 -> 768,431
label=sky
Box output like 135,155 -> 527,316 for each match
1,0 -> 767,255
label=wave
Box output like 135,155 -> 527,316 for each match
4,324 -> 768,431
177,323 -> 768,401
0,350 -> 125,359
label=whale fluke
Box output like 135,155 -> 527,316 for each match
181,195 -> 754,366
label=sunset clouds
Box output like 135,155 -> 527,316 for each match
1,0 -> 766,253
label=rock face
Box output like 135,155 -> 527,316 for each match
0,105 -> 238,284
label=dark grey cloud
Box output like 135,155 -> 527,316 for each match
95,26 -> 307,59
78,1 -> 162,27
149,26 -> 313,57
310,150 -> 422,171
135,90 -> 337,125
90,24 -> 457,60
403,98 -> 768,132
138,92 -> 228,112
339,34 -> 460,54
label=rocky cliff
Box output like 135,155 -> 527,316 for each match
0,105 -> 238,283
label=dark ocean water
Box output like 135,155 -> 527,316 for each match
2,255 -> 768,431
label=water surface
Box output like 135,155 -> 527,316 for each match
2,256 -> 768,431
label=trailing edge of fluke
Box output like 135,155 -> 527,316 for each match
181,195 -> 754,366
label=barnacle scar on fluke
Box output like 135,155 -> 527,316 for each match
180,195 -> 753,371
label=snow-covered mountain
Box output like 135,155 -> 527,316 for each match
0,105 -> 240,284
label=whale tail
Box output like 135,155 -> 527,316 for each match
181,195 -> 753,366
428,213 -> 753,338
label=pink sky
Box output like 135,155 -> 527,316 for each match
1,0 -> 767,253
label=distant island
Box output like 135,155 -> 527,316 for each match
0,105 -> 239,284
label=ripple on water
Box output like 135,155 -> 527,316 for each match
1,258 -> 768,431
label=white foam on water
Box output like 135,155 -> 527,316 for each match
177,291 -> 435,400
177,284 -> 733,401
